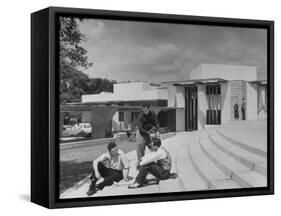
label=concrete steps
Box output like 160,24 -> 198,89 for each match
208,130 -> 267,176
175,124 -> 267,191
216,129 -> 267,158
197,130 -> 266,188
175,143 -> 207,191
188,140 -> 241,189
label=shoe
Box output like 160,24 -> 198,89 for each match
148,178 -> 160,185
128,182 -> 142,189
86,184 -> 97,196
143,179 -> 149,185
169,173 -> 178,179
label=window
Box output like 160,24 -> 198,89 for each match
206,84 -> 221,124
119,111 -> 124,121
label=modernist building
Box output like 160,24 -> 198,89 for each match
61,64 -> 267,139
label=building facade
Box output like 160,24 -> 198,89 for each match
72,64 -> 267,138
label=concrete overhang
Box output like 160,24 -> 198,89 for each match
162,78 -> 228,86
248,80 -> 267,86
60,103 -> 181,112
60,104 -> 142,112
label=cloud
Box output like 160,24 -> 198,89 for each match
78,19 -> 267,82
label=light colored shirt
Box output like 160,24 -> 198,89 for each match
95,149 -> 130,171
139,147 -> 167,166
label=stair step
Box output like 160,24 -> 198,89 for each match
208,130 -> 267,176
199,133 -> 266,188
188,141 -> 240,189
235,170 -> 267,187
216,129 -> 267,158
176,144 -> 207,191
213,179 -> 241,189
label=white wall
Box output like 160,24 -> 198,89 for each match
246,82 -> 258,120
168,85 -> 177,107
190,64 -> 257,81
82,82 -> 168,103
167,85 -> 185,108
197,84 -> 208,130
221,82 -> 232,123
176,109 -> 185,131
175,86 -> 185,108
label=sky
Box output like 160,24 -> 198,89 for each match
78,18 -> 267,83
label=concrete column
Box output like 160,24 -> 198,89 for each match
176,109 -> 185,131
91,108 -> 117,139
197,84 -> 208,130
124,111 -> 131,128
221,82 -> 231,123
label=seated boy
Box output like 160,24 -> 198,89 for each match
87,142 -> 130,196
128,138 -> 176,188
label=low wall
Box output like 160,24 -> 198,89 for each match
60,132 -> 176,150
60,137 -> 122,150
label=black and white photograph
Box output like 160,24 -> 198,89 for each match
58,15 -> 269,199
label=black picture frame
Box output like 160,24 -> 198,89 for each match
31,6 -> 274,209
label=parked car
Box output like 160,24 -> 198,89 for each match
62,123 -> 92,137
76,123 -> 92,134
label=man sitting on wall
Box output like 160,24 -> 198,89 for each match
136,104 -> 160,160
128,138 -> 177,188
86,142 -> 130,196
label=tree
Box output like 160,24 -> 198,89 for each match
59,17 -> 117,105
59,17 -> 92,104
59,17 -> 92,69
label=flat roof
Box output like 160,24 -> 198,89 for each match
248,80 -> 267,85
162,78 -> 228,85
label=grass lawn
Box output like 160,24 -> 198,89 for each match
59,140 -> 137,194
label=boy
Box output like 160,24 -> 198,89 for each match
129,138 -> 176,188
87,142 -> 130,196
136,105 -> 160,160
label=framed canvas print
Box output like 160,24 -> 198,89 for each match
31,7 -> 274,208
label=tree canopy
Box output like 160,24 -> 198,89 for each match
59,17 -> 116,104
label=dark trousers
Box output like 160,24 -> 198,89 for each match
242,111 -> 246,120
90,162 -> 123,190
136,162 -> 170,185
234,111 -> 239,119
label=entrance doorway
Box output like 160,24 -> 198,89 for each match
185,86 -> 198,131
